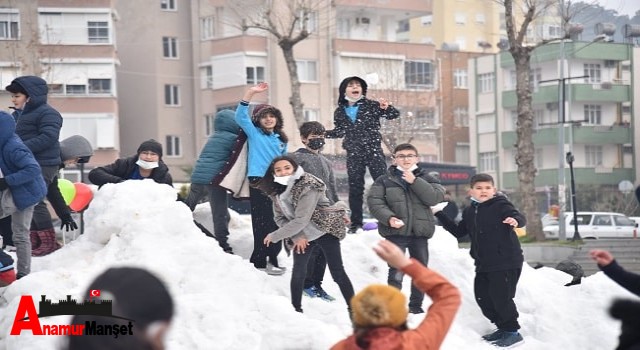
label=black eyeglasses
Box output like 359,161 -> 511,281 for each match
394,154 -> 417,160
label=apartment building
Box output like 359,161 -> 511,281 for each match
0,0 -> 120,181
468,41 -> 635,201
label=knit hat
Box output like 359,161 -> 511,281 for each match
5,81 -> 28,97
351,284 -> 407,328
137,139 -> 163,158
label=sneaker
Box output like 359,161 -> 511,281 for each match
257,265 -> 285,276
5,245 -> 16,253
222,246 -> 234,254
491,331 -> 523,348
482,329 -> 506,342
267,263 -> 286,273
303,286 -> 318,298
315,287 -> 336,302
348,225 -> 362,234
408,307 -> 425,314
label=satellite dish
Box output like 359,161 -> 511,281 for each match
618,180 -> 634,194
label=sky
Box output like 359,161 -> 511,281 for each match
0,180 -> 637,350
596,0 -> 639,17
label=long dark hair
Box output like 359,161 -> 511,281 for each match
251,104 -> 289,143
255,155 -> 298,197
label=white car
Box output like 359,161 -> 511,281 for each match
543,212 -> 638,239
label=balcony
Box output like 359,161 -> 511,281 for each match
501,124 -> 632,148
500,42 -> 631,67
502,167 -> 634,189
502,83 -> 630,108
333,39 -> 435,60
334,0 -> 431,17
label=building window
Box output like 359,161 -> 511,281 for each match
204,113 -> 215,136
477,114 -> 495,133
298,10 -> 317,32
535,148 -> 543,168
405,61 -> 433,89
164,85 -> 179,106
161,0 -> 176,11
0,12 -> 19,40
453,107 -> 468,127
200,16 -> 215,40
88,79 -> 111,94
475,13 -> 486,24
584,104 -> 601,125
584,63 -> 601,83
87,21 -> 109,43
530,67 -> 541,91
246,66 -> 265,85
453,69 -> 468,88
162,37 -> 178,58
304,109 -> 319,122
455,143 -> 470,164
479,152 -> 497,172
397,19 -> 410,33
48,84 -> 63,94
585,145 -> 603,166
296,60 -> 317,82
66,85 -> 86,95
416,109 -> 436,127
421,15 -> 432,26
165,135 -> 181,157
548,25 -> 561,37
478,73 -> 494,93
455,13 -> 466,25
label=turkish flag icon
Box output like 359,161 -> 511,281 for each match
89,289 -> 101,299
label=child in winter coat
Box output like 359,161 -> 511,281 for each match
433,173 -> 525,348
260,156 -> 354,314
0,111 -> 47,279
331,239 -> 460,350
235,82 -> 288,275
590,249 -> 640,350
184,109 -> 249,254
367,143 -> 446,314
325,76 -> 400,233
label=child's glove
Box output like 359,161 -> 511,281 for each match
430,202 -> 448,213
60,214 -> 78,231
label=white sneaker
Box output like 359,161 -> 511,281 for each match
259,264 -> 286,276
5,245 -> 16,252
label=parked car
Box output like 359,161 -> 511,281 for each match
543,212 -> 638,239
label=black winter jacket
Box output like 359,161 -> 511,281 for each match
10,76 -> 63,167
325,99 -> 399,154
436,195 -> 525,273
88,156 -> 173,187
368,166 -> 445,238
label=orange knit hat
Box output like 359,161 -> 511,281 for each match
351,284 -> 407,328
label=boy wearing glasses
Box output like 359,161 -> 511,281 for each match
366,143 -> 445,314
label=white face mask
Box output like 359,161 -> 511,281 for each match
136,159 -> 159,170
274,175 -> 291,186
399,164 -> 418,172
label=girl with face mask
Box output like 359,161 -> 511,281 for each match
88,139 -> 173,187
257,156 -> 354,315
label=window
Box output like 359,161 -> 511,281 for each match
162,37 -> 178,58
87,21 -> 109,43
585,145 -> 603,166
475,13 -> 485,24
479,152 -> 497,172
535,148 -> 543,168
201,66 -> 213,89
584,63 -> 601,83
88,79 -> 111,94
421,15 -> 432,26
455,13 -> 466,25
530,67 -> 541,91
204,113 -> 215,136
0,12 -> 19,39
416,109 -> 436,127
477,114 -> 495,133
397,19 -> 409,33
161,0 -> 176,10
478,73 -> 494,93
405,61 -> 433,89
164,84 -> 179,106
453,69 -> 467,88
200,16 -> 215,40
455,143 -> 470,164
246,66 -> 265,85
48,84 -> 63,94
304,109 -> 319,122
66,85 -> 86,94
548,25 -> 561,37
165,135 -> 181,157
298,11 -> 317,32
454,107 -> 468,127
584,104 -> 601,124
296,60 -> 317,82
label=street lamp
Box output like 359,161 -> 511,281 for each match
565,152 -> 581,240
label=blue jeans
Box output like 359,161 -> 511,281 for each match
385,235 -> 430,309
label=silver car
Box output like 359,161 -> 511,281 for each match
543,212 -> 638,239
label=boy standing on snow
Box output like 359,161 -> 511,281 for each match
325,76 -> 399,233
366,143 -> 445,314
433,173 -> 525,348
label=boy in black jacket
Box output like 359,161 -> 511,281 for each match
325,76 -> 399,233
433,173 -> 525,348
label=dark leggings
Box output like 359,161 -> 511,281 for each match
290,234 -> 354,311
248,181 -> 281,268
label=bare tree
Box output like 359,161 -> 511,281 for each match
228,0 -> 320,127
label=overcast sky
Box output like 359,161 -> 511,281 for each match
596,0 -> 639,17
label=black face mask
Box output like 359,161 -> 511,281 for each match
307,138 -> 325,150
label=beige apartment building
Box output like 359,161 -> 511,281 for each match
0,0 -> 120,182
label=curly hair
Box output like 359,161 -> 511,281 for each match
251,104 -> 289,143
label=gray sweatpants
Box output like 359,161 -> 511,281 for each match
10,206 -> 34,276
